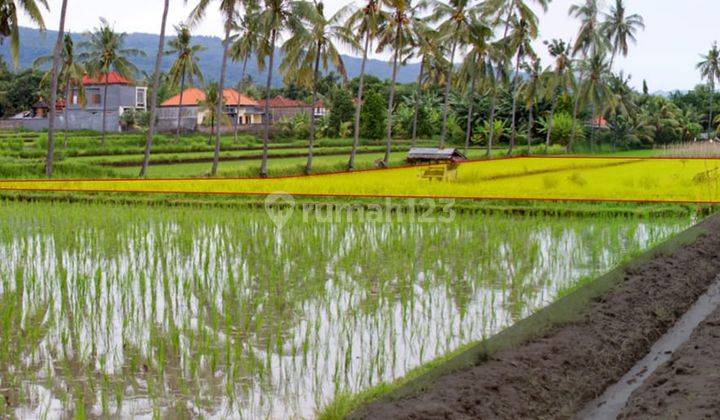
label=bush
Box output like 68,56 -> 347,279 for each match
360,90 -> 386,140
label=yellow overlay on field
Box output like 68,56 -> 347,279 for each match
1,157 -> 720,203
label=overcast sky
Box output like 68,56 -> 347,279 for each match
17,0 -> 719,92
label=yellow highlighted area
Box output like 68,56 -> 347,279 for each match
1,157 -> 720,203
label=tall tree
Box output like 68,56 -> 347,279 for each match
601,0 -> 644,71
36,0 -> 66,177
376,0 -> 420,167
457,18 -> 492,154
0,0 -> 48,66
502,14 -> 536,155
257,0 -> 294,177
280,0 -> 355,173
577,50 -> 612,150
429,0 -> 482,149
139,0 -> 171,178
166,25 -> 205,142
567,0 -> 603,152
697,43 -> 720,139
188,0 -> 241,176
407,24 -> 444,146
229,1 -> 262,142
542,38 -> 573,152
80,18 -> 144,144
346,0 -> 385,169
519,57 -> 540,154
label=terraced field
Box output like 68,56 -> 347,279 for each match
3,157 -> 720,203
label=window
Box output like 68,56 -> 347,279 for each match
135,88 -> 147,110
92,93 -> 102,105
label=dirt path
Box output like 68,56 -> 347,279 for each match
619,307 -> 720,418
352,215 -> 720,419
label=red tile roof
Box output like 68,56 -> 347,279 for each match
259,96 -> 307,108
161,88 -> 258,107
82,71 -> 133,86
590,116 -> 608,128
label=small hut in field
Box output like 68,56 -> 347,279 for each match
406,148 -> 467,181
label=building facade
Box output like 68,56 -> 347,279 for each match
11,72 -> 147,132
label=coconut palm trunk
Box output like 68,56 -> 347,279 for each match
305,40 -> 323,174
260,29 -> 278,177
463,67 -> 477,155
568,91 -> 581,153
233,56 -> 249,143
527,103 -> 534,154
45,0 -> 69,177
101,73 -> 109,144
545,90 -> 559,152
175,72 -> 186,143
590,102 -> 597,152
63,73 -> 70,148
211,24 -> 232,177
410,57 -> 425,147
439,38 -> 457,148
508,50 -> 522,156
486,89 -> 497,157
140,0 -> 170,178
709,78 -> 715,139
383,27 -> 401,167
349,31 -> 370,170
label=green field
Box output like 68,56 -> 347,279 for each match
0,200 -> 693,418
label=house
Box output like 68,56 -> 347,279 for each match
157,87 -> 262,132
258,96 -> 311,123
314,100 -> 327,118
588,116 -> 609,129
10,71 -> 147,132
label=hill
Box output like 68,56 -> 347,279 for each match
1,27 -> 421,87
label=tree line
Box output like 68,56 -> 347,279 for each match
3,0 -> 720,178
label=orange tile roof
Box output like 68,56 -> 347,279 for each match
259,96 -> 307,108
82,71 -> 133,86
161,88 -> 259,107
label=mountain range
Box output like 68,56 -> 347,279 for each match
1,27 -> 421,87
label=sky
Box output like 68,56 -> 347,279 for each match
16,0 -> 719,92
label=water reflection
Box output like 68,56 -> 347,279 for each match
0,202 -> 691,418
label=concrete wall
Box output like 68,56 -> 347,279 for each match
16,110 -> 121,132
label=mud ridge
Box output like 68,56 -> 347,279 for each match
352,214 -> 720,419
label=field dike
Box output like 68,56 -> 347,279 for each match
341,213 -> 720,419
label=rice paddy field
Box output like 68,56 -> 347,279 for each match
0,199 -> 695,418
2,157 -> 720,203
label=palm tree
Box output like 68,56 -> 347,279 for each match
188,0 -> 242,176
520,57 -> 541,154
280,1 -> 355,174
568,0 -> 603,152
229,1 -> 262,142
139,0 -> 171,178
376,0 -> 420,167
166,25 -> 205,142
33,35 -> 86,148
483,44 -> 508,157
35,0 -> 67,177
481,0 -> 547,156
543,39 -> 574,152
502,14 -> 536,155
601,0 -> 644,71
697,43 -> 720,140
257,0 -> 294,177
79,18 -> 144,144
428,0 -> 481,149
199,82 -> 225,144
457,18 -> 492,155
346,0 -> 385,170
407,24 -> 444,146
577,50 -> 613,151
0,0 -> 48,66
230,2 -> 262,89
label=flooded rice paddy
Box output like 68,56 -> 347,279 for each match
0,201 -> 692,418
